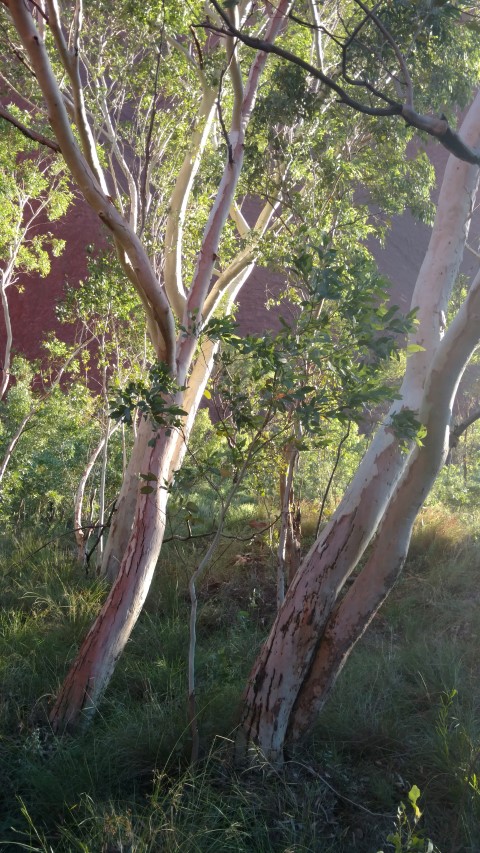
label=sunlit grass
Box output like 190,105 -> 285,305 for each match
1,507 -> 480,850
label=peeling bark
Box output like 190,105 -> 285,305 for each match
288,263 -> 480,743
50,423 -> 177,732
237,91 -> 480,764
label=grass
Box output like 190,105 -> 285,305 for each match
1,506 -> 480,850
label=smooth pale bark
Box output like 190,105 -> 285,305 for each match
100,341 -> 219,583
74,421 -> 121,564
164,87 -> 217,318
0,272 -> 13,401
100,270 -> 251,583
50,423 -> 177,732
277,443 -> 300,608
237,91 -> 480,763
288,264 -> 480,743
74,434 -> 107,564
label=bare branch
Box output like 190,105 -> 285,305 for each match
0,103 -> 60,150
450,406 -> 480,447
4,0 -> 176,367
46,0 -> 108,192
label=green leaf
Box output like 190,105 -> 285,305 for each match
408,785 -> 422,819
140,486 -> 154,494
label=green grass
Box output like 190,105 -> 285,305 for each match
1,507 -> 480,850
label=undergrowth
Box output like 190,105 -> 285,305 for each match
1,507 -> 480,851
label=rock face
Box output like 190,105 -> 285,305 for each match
2,201 -> 104,364
3,143 -> 480,365
371,145 -> 480,313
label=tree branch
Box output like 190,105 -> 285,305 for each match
4,0 -> 176,368
0,103 -> 60,151
163,86 -> 216,320
45,0 -> 108,192
450,406 -> 480,448
204,0 -> 480,166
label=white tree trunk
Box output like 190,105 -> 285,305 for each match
288,262 -> 480,743
99,415 -> 153,582
0,275 -> 13,401
237,91 -> 480,763
74,434 -> 107,564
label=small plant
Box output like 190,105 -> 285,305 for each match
378,785 -> 439,853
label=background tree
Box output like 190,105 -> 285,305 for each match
0,122 -> 71,399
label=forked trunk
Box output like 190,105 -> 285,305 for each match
49,422 -> 177,733
236,93 -> 480,764
287,265 -> 480,744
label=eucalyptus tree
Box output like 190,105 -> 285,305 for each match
0,0 -> 476,738
224,5 -> 480,761
0,0 -> 310,730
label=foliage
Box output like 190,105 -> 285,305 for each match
109,362 -> 187,431
56,250 -> 149,388
0,122 -> 71,279
380,786 -> 438,853
0,362 -> 99,530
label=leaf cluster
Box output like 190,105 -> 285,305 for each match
109,361 -> 187,430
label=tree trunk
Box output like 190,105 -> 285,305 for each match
100,339 -> 218,583
99,415 -> 153,582
236,91 -> 480,764
287,264 -> 480,744
49,421 -> 177,733
95,417 -> 111,570
277,443 -> 300,607
74,434 -> 106,564
0,274 -> 13,401
238,262 -> 480,765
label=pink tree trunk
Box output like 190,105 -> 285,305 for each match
50,422 -> 176,732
